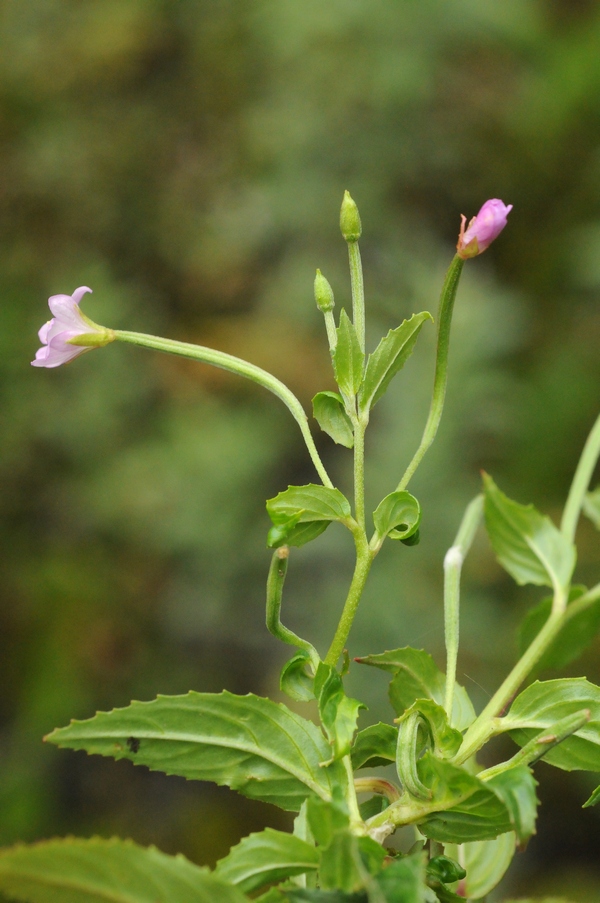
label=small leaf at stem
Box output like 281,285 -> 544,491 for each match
396,700 -> 463,759
506,678 -> 600,771
312,392 -> 354,448
332,310 -> 364,397
518,585 -> 599,671
280,651 -> 316,702
486,766 -> 539,845
215,829 -> 319,894
351,723 -> 397,770
0,837 -> 248,903
46,691 -> 346,811
358,312 -> 432,413
444,833 -> 516,900
315,664 -> 365,762
268,485 -> 352,525
355,647 -> 475,732
483,473 -> 576,590
372,491 -> 421,542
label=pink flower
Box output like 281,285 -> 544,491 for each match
457,199 -> 513,259
32,286 -> 114,368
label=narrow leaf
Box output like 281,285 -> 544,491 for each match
518,586 -> 598,672
351,723 -> 397,770
444,833 -> 516,900
506,678 -> 600,772
312,392 -> 354,448
215,829 -> 319,894
267,485 -> 352,525
372,491 -> 421,542
356,647 -> 475,732
358,312 -> 432,412
486,767 -> 538,844
0,837 -> 248,903
332,310 -> 364,397
46,691 -> 346,811
483,474 -> 576,590
583,785 -> 600,807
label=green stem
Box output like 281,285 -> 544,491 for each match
455,605 -> 565,764
353,419 -> 366,531
114,330 -> 333,488
323,310 -> 338,351
397,256 -> 465,491
325,531 -> 373,666
561,411 -> 600,544
343,755 -> 365,831
443,495 -> 484,719
348,242 -> 365,353
266,547 -> 320,668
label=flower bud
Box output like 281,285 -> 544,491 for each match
456,198 -> 512,259
340,190 -> 362,243
314,269 -> 335,312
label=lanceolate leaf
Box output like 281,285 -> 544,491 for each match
505,678 -> 600,771
486,767 -> 538,844
583,785 -> 600,808
351,723 -> 397,770
417,755 -> 512,843
355,647 -> 475,732
358,312 -> 432,413
332,310 -> 364,398
46,691 -> 346,811
483,474 -> 576,591
215,829 -> 319,893
267,485 -> 352,526
372,491 -> 421,542
518,586 -> 599,671
0,837 -> 248,903
312,392 -> 354,448
444,833 -> 515,900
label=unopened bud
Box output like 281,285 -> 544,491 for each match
457,198 -> 512,259
340,190 -> 362,243
314,269 -> 335,312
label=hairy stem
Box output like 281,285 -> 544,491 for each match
561,410 -> 600,544
325,531 -> 373,666
397,256 -> 465,491
353,419 -> 366,532
114,330 -> 333,488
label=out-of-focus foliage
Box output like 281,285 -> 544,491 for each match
1,0 -> 600,897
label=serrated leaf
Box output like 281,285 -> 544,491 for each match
398,700 -> 463,759
505,678 -> 600,771
356,648 -> 475,732
483,474 -> 576,591
351,723 -> 397,770
372,491 -> 421,542
312,392 -> 354,448
358,312 -> 432,412
583,784 -> 600,807
267,485 -> 352,526
46,691 -> 346,811
486,767 -> 538,844
518,586 -> 600,671
332,310 -> 364,397
315,664 -> 365,763
0,837 -> 248,903
417,755 -> 512,843
280,651 -> 316,703
583,485 -> 600,529
444,833 -> 516,900
215,829 -> 319,893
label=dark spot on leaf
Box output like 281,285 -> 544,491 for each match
127,736 -> 140,754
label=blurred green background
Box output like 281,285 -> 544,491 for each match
1,0 -> 600,898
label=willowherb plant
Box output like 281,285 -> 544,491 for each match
2,193 -> 599,902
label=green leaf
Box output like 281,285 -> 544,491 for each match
46,691 -> 346,811
315,664 -> 365,763
351,723 -> 397,770
372,491 -> 421,542
426,856 -> 465,886
486,767 -> 538,844
483,474 -> 576,591
358,312 -> 432,412
305,796 -> 349,847
444,833 -> 516,899
505,678 -> 600,771
318,831 -> 364,893
0,837 -> 248,903
215,829 -> 319,894
312,392 -> 354,449
356,648 -> 475,732
267,516 -> 329,549
397,700 -> 463,759
375,853 -> 428,903
518,586 -> 600,671
267,485 -> 352,526
332,310 -> 364,397
280,651 -> 316,703
583,784 -> 600,807
583,485 -> 600,529
417,755 -> 512,843
283,890 -> 364,902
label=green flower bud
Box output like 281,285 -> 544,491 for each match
340,190 -> 362,243
314,269 -> 335,312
